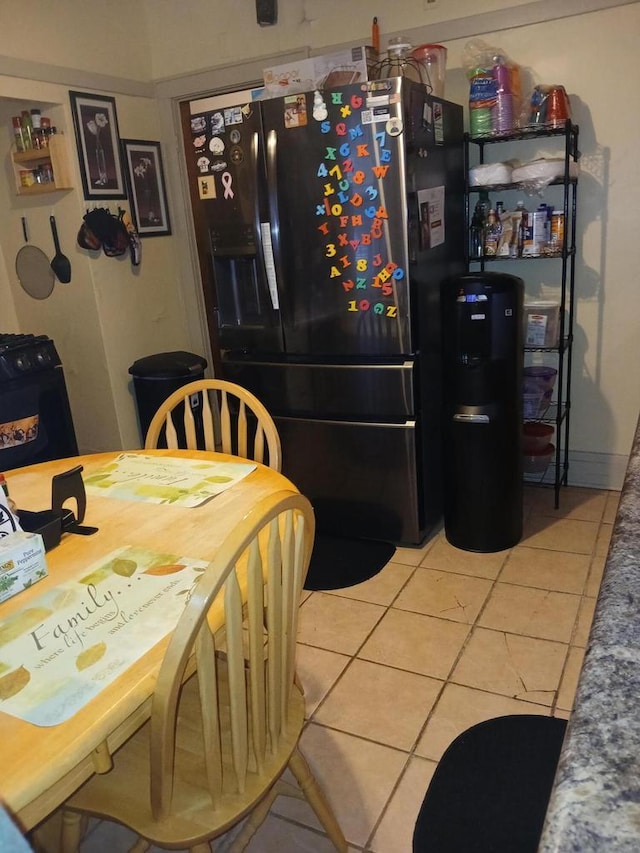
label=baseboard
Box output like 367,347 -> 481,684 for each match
567,450 -> 629,491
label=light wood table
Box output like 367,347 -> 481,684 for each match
0,450 -> 296,832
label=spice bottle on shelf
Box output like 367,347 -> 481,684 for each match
30,109 -> 42,149
11,116 -> 25,152
20,110 -> 33,149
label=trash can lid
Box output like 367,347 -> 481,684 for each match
128,351 -> 208,379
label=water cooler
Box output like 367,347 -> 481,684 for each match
441,272 -> 524,552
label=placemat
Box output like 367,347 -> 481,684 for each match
0,546 -> 208,726
84,453 -> 256,507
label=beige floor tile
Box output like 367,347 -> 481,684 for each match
296,644 -> 350,717
479,583 -> 581,643
245,813 -> 341,852
419,536 -> 508,579
324,561 -> 415,606
603,491 -> 621,523
451,627 -> 568,705
359,608 -> 470,680
521,515 -> 599,554
501,546 -> 590,594
313,658 -> 442,751
297,592 -> 385,655
585,555 -> 607,598
527,486 -> 608,522
595,522 -> 614,557
369,756 -> 436,853
573,596 -> 598,647
273,723 -> 408,848
556,645 -> 586,713
415,682 -> 550,762
394,531 -> 441,567
394,568 -> 493,623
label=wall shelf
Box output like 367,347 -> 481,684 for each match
11,134 -> 73,195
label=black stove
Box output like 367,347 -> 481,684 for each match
0,332 -> 77,471
0,333 -> 61,382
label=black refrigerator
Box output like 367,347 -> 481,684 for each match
182,78 -> 465,546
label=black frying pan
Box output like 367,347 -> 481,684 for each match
15,216 -> 55,300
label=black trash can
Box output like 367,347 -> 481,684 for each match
129,351 -> 207,447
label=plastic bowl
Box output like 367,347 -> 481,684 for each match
523,365 -> 558,396
522,422 -> 554,453
523,442 -> 555,474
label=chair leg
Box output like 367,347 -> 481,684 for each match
189,843 -> 212,852
59,810 -> 83,853
289,748 -> 347,852
227,786 -> 280,852
128,838 -> 152,853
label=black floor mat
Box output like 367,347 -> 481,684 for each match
304,533 -> 396,591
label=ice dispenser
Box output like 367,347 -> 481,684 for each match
441,272 -> 524,552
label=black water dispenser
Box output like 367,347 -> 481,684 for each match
441,272 -> 524,552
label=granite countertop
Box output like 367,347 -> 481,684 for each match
539,412 -> 640,851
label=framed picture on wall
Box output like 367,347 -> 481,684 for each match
121,139 -> 172,237
69,91 -> 127,200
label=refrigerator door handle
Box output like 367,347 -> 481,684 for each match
264,128 -> 285,310
252,129 -> 279,311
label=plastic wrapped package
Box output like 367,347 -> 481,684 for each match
511,158 -> 579,192
468,161 -> 517,186
463,39 -> 522,137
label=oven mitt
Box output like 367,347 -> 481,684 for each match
77,211 -> 102,251
79,208 -> 128,257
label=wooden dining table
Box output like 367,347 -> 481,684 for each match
0,449 -> 297,833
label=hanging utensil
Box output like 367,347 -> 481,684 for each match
15,216 -> 55,300
49,215 -> 71,283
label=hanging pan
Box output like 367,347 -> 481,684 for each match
15,216 -> 55,300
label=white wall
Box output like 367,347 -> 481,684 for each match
0,77 -> 193,453
0,0 -> 637,487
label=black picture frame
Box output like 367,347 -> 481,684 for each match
121,139 -> 172,237
69,91 -> 126,200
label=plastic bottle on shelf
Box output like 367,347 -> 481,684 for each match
469,190 -> 491,258
516,201 -> 531,257
483,209 -> 502,256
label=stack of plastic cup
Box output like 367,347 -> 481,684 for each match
491,56 -> 513,135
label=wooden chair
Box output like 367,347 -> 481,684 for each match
60,490 -> 347,853
144,378 -> 282,472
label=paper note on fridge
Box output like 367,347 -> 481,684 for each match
418,186 -> 445,249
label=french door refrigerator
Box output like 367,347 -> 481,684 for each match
182,78 -> 464,545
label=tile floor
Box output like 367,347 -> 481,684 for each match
55,485 -> 618,852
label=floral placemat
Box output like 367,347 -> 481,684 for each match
0,546 -> 208,726
84,452 -> 256,507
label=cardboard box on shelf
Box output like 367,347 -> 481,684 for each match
524,301 -> 561,348
262,45 -> 377,98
